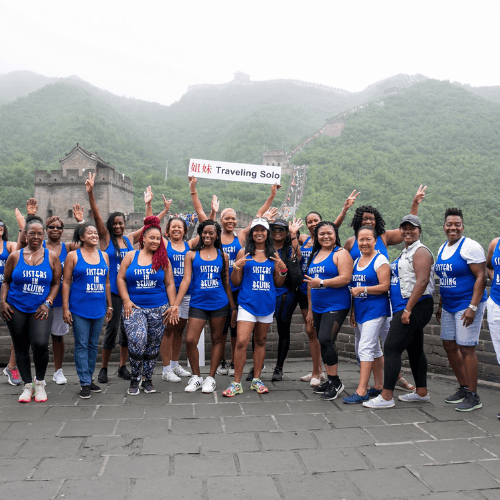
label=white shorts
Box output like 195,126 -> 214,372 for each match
179,295 -> 191,320
51,306 -> 69,336
355,316 -> 388,362
487,297 -> 500,364
237,305 -> 274,324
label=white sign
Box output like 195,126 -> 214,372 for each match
188,158 -> 281,185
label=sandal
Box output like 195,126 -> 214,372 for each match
396,377 -> 415,392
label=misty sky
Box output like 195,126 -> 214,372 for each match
1,0 -> 498,106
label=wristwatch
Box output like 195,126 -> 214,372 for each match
319,280 -> 324,288
468,304 -> 478,312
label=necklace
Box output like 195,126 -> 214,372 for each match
25,246 -> 43,262
256,249 -> 265,252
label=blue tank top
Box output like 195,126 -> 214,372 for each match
390,255 -> 433,313
43,240 -> 67,308
189,250 -> 229,311
167,240 -> 192,295
0,242 -> 10,285
308,247 -> 351,314
299,236 -> 313,294
222,236 -> 242,292
351,253 -> 390,323
435,237 -> 487,313
490,239 -> 500,305
125,251 -> 167,308
105,235 -> 133,295
7,248 -> 53,313
69,249 -> 109,319
349,235 -> 389,261
238,257 -> 276,316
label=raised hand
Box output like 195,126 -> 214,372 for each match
270,252 -> 287,271
162,195 -> 172,212
72,203 -> 84,223
289,217 -> 303,234
211,195 -> 220,214
144,186 -> 153,205
263,207 -> 278,223
26,198 -> 38,216
85,172 -> 95,193
15,208 -> 25,230
271,183 -> 281,197
413,185 -> 427,205
188,176 -> 198,191
234,253 -> 251,269
344,190 -> 361,210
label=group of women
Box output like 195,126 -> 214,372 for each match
0,178 -> 496,413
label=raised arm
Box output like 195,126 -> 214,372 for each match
256,183 -> 280,217
188,177 -> 210,223
334,190 -> 361,228
86,172 -> 110,248
384,185 -> 427,246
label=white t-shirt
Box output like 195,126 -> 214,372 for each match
438,236 -> 485,264
354,253 -> 389,272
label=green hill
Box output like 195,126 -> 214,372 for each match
294,79 -> 500,257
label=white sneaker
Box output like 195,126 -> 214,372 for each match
34,380 -> 48,403
53,369 -> 67,385
362,394 -> 395,409
173,365 -> 192,377
398,392 -> 430,403
216,361 -> 228,375
185,376 -> 203,392
162,369 -> 181,382
202,376 -> 216,393
18,383 -> 34,403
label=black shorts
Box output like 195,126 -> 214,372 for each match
188,304 -> 230,321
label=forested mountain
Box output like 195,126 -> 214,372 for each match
0,71 -> 499,257
294,79 -> 500,257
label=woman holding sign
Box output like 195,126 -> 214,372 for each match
223,218 -> 287,396
117,217 -> 177,395
170,219 -> 237,394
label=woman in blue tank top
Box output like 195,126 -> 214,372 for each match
1,216 -> 62,404
343,226 -> 391,404
188,177 -> 280,377
62,224 -> 112,399
0,217 -> 22,387
222,218 -> 287,397
304,221 -> 353,401
486,235 -> 500,414
435,208 -> 487,412
118,217 -> 177,396
171,219 -> 237,394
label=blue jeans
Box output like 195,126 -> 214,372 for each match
72,314 -> 105,386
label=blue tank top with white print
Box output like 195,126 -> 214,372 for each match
43,240 -> 67,308
105,235 -> 133,295
238,257 -> 276,316
222,236 -> 242,292
167,240 -> 192,295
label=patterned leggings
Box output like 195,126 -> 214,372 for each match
123,305 -> 167,379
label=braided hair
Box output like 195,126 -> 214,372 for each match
106,212 -> 126,262
307,221 -> 341,269
140,216 -> 169,271
350,205 -> 386,236
192,219 -> 227,289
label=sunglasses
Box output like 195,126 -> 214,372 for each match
272,226 -> 286,232
0,222 -> 4,227
46,225 -> 63,230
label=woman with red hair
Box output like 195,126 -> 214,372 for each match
117,217 -> 177,395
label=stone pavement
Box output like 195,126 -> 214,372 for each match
1,361 -> 500,500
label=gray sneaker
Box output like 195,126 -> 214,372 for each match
445,386 -> 468,404
3,366 -> 22,386
456,391 -> 482,412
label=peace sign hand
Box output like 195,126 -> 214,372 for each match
344,190 -> 361,210
413,185 -> 427,205
162,195 -> 172,212
85,172 -> 95,193
234,253 -> 251,269
270,252 -> 286,272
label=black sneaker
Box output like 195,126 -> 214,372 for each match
246,367 -> 254,381
445,386 -> 468,404
140,379 -> 156,394
313,380 -> 330,394
321,380 -> 345,401
117,365 -> 132,380
272,367 -> 283,382
455,391 -> 482,412
127,378 -> 140,396
90,382 -> 101,393
79,386 -> 91,399
97,367 -> 108,383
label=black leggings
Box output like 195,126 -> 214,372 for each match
275,291 -> 297,368
383,296 -> 434,391
6,304 -> 53,383
313,309 -> 349,366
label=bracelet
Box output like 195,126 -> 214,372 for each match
364,286 -> 367,295
341,210 -> 348,215
190,192 -> 197,195
233,264 -> 240,270
280,268 -> 288,273
78,219 -> 85,225
107,307 -> 113,310
404,309 -> 411,314
44,300 -> 52,309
